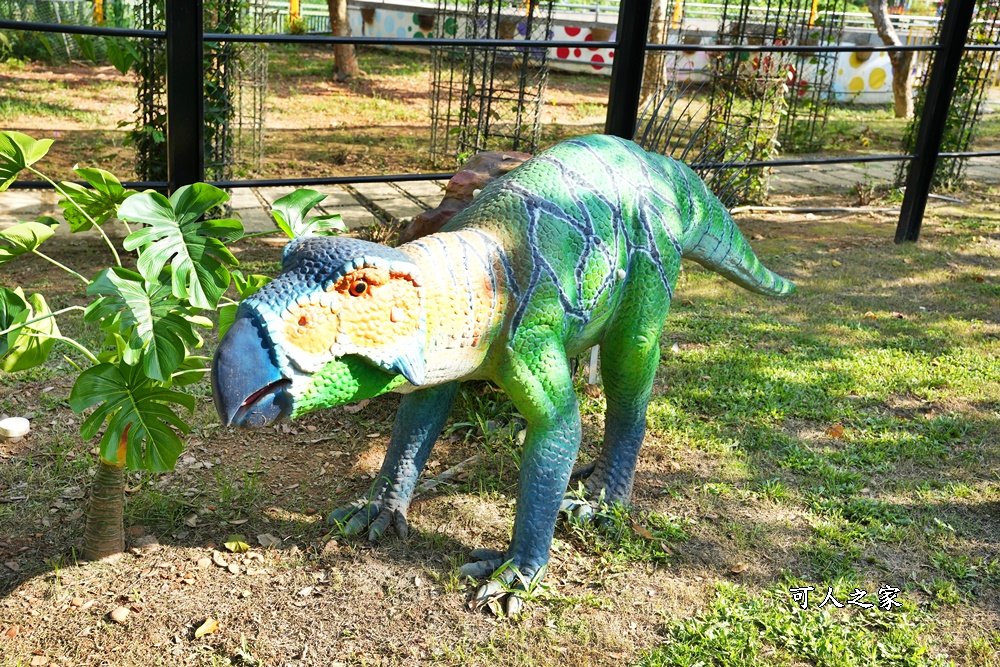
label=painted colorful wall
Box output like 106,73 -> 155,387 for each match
277,0 -> 915,105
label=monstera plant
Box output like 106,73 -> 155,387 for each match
0,131 -> 342,560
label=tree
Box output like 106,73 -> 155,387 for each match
327,0 -> 359,82
641,0 -> 671,104
866,0 -> 915,118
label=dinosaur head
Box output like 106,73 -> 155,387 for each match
211,236 -> 425,428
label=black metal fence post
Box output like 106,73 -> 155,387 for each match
895,0 -> 977,243
605,0 -> 653,139
165,0 -> 204,193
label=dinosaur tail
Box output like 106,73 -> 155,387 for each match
677,164 -> 796,297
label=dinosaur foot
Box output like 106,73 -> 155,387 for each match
327,492 -> 409,541
459,549 -> 542,617
559,481 -> 629,528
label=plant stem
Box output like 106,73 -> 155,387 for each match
18,331 -> 99,364
27,165 -> 121,267
81,459 -> 125,560
0,305 -> 85,337
31,250 -> 89,284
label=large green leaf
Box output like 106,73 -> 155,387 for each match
103,37 -> 138,75
0,220 -> 56,266
85,267 -> 203,381
58,166 -> 134,232
218,270 -> 273,338
270,189 -> 346,239
0,287 -> 60,372
0,131 -> 53,192
118,184 -> 244,309
69,362 -> 195,471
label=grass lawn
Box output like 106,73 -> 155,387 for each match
0,172 -> 997,665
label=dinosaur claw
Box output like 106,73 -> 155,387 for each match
469,548 -> 504,561
343,506 -> 378,536
472,579 -> 505,608
573,502 -> 595,523
368,508 -> 392,541
327,501 -> 361,526
393,510 -> 409,539
504,593 -> 524,617
458,558 -> 502,579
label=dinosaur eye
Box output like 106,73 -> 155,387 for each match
348,280 -> 368,297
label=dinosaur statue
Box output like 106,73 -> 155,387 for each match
211,134 -> 795,614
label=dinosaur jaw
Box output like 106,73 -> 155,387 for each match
212,312 -> 294,428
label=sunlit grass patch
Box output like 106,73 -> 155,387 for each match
641,582 -> 949,667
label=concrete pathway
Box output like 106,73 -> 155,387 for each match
2,155 -> 998,235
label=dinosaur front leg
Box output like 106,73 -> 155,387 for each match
461,331 -> 581,614
329,381 -> 458,540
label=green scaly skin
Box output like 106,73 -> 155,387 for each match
218,134 -> 795,614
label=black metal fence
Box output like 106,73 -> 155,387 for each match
2,0 -> 1000,243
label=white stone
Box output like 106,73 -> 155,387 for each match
0,417 -> 30,438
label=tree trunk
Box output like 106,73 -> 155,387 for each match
81,459 -> 125,561
327,0 -> 359,82
641,0 -> 671,104
867,0 -> 915,118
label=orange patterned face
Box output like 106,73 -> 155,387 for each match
272,257 -> 428,386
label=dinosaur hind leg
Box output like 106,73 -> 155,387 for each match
565,260 -> 671,520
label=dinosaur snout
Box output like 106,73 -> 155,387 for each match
212,310 -> 293,428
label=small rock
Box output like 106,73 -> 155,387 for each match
71,597 -> 85,607
110,606 -> 130,624
212,551 -> 228,568
0,417 -> 30,439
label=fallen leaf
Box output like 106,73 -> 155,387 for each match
194,617 -> 219,639
109,606 -> 130,624
863,311 -> 877,319
827,424 -> 845,438
227,563 -> 241,575
298,586 -> 314,597
224,535 -> 250,553
71,597 -> 85,607
228,518 -> 249,525
890,311 -> 905,319
629,518 -> 654,540
197,557 -> 212,569
971,274 -> 985,283
30,656 -> 48,666
343,399 -> 370,414
184,513 -> 199,528
5,625 -> 19,638
584,384 -> 602,399
4,560 -> 19,571
731,563 -> 750,574
60,486 -> 86,500
257,533 -> 281,549
902,258 -> 915,264
831,260 -> 842,267
212,551 -> 229,568
659,541 -> 674,555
